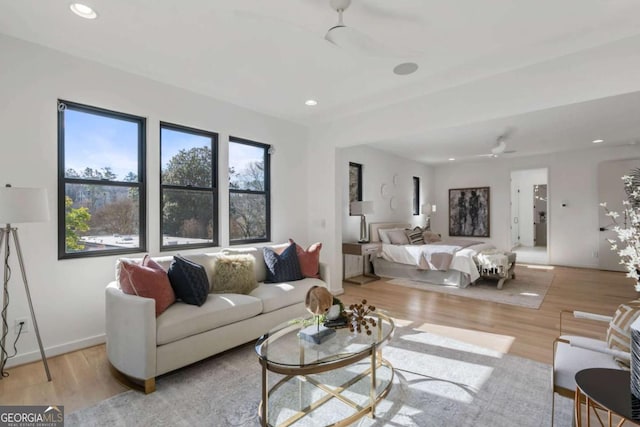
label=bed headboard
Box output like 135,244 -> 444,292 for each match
369,222 -> 411,242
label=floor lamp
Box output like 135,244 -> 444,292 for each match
0,185 -> 51,381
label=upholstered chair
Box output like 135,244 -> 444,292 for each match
552,310 -> 630,426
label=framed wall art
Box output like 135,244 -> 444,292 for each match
449,187 -> 490,237
349,162 -> 363,216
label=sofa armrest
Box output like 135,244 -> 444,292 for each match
319,262 -> 330,287
105,281 -> 157,380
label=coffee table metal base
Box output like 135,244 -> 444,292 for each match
259,356 -> 394,427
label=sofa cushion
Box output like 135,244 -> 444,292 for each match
290,239 -> 322,278
119,255 -> 175,316
156,293 -> 263,345
250,278 -> 324,314
264,243 -> 303,283
211,254 -> 257,295
167,256 -> 210,306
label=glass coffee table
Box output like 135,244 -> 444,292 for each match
255,312 -> 395,427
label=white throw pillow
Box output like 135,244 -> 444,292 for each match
387,229 -> 410,245
378,228 -> 402,244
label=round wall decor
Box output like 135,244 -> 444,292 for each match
380,183 -> 391,199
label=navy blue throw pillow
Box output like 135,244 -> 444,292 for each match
167,255 -> 209,306
263,243 -> 303,283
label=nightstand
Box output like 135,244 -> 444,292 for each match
342,242 -> 381,285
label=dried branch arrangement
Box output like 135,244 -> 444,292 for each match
348,299 -> 377,335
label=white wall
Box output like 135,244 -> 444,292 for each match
433,144 -> 640,268
339,146 -> 434,243
511,169 -> 547,247
0,34 -> 310,367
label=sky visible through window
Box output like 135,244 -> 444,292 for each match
229,142 -> 264,187
65,109 -> 139,180
161,127 -> 211,169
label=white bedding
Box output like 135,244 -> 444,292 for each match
379,241 -> 495,283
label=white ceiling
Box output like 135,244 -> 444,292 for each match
2,0 -> 640,163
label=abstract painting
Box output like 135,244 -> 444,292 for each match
449,187 -> 490,237
349,162 -> 362,216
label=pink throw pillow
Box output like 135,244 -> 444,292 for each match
289,239 -> 322,279
119,255 -> 176,316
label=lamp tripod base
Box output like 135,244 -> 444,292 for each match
0,226 -> 51,381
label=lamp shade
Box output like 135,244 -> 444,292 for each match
0,187 -> 50,224
350,201 -> 373,216
421,203 -> 436,214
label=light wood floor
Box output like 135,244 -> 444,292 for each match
0,264 -> 636,414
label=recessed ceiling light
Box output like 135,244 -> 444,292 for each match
448,158 -> 455,161
592,139 -> 604,144
393,62 -> 419,76
304,99 -> 318,107
70,3 -> 98,19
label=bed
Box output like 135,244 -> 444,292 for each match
369,222 -> 495,288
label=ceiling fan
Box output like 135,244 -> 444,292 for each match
478,129 -> 517,158
324,0 -> 419,58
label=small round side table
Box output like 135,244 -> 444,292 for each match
574,368 -> 640,427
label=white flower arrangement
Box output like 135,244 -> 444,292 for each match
600,174 -> 640,291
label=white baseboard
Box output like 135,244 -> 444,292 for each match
5,334 -> 106,369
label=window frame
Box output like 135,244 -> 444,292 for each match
413,176 -> 420,215
228,136 -> 271,245
159,121 -> 219,251
57,99 -> 147,259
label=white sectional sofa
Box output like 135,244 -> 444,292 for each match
105,247 -> 329,393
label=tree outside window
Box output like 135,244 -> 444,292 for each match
160,123 -> 218,250
229,137 -> 270,243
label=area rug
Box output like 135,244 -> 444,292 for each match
67,325 -> 572,427
387,265 -> 554,309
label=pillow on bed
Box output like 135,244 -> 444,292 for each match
423,230 -> 442,243
405,227 -> 425,245
387,229 -> 410,245
379,228 -> 403,244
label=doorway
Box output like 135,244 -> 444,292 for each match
598,159 -> 640,271
510,168 -> 549,264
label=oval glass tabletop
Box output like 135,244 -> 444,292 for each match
255,311 -> 394,368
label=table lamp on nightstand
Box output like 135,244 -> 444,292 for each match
350,201 -> 373,243
421,203 -> 436,230
0,184 -> 51,381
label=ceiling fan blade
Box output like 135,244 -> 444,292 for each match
359,0 -> 423,23
491,139 -> 507,155
325,25 -> 404,58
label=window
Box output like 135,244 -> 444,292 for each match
58,100 -> 146,259
413,176 -> 420,215
229,137 -> 270,244
160,122 -> 218,250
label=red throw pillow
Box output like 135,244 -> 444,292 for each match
119,255 -> 176,316
289,239 -> 322,279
